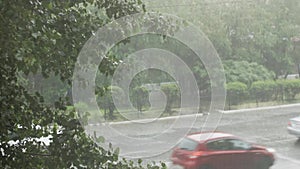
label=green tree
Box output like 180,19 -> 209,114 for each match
22,72 -> 69,105
146,0 -> 300,78
132,86 -> 149,112
224,60 -> 275,86
161,83 -> 180,114
98,86 -> 124,120
0,0 -> 165,168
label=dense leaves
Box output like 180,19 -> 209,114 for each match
145,0 -> 300,78
224,60 -> 275,86
144,0 -> 300,108
0,0 -> 165,168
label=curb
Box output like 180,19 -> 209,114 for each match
219,103 -> 300,114
88,113 -> 204,126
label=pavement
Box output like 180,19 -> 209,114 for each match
85,103 -> 300,169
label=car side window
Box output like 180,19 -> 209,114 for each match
178,138 -> 199,151
206,139 -> 231,151
227,139 -> 251,150
206,139 -> 251,151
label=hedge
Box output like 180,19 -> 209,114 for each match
250,80 -> 277,102
226,82 -> 248,108
226,79 -> 300,108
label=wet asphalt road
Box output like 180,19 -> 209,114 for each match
86,104 -> 300,169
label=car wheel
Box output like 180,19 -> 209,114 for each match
256,158 -> 271,169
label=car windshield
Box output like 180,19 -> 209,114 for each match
178,138 -> 198,151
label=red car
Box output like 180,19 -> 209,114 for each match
171,132 -> 275,169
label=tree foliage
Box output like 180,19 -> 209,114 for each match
145,0 -> 300,79
161,83 -> 180,114
224,60 -> 275,86
97,86 -> 124,120
131,86 -> 149,112
0,0 -> 166,168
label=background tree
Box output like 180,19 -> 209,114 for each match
224,60 -> 275,86
145,0 -> 300,78
131,86 -> 149,112
161,83 -> 180,114
97,86 -> 124,120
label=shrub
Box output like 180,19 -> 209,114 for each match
250,80 -> 276,103
277,79 -> 300,100
226,82 -> 248,108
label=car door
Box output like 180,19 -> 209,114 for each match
225,139 -> 255,169
205,139 -> 235,169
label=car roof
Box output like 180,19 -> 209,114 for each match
187,132 -> 236,142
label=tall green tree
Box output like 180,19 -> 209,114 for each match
145,0 -> 300,78
0,0 -> 165,168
